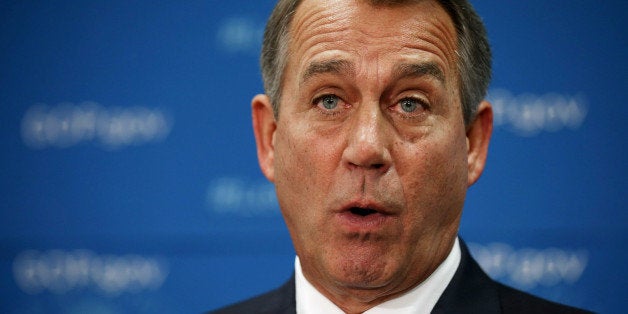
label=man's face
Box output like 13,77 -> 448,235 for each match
253,0 -> 491,306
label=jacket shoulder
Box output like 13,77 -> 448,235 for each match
208,276 -> 295,314
497,282 -> 594,314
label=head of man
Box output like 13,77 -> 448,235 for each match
252,0 -> 493,312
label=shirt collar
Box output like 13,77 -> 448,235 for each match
295,237 -> 461,314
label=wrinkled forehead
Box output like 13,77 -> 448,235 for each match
286,0 -> 459,84
289,0 -> 457,44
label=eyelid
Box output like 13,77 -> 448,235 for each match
312,93 -> 339,105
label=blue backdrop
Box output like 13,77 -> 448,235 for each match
1,1 -> 626,313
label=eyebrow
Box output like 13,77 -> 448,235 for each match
392,62 -> 446,84
301,59 -> 355,84
300,59 -> 446,85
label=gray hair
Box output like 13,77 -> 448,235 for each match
260,0 -> 491,125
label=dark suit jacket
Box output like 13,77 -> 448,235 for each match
210,241 -> 592,313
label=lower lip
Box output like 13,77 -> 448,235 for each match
335,211 -> 392,231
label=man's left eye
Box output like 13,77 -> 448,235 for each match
399,98 -> 423,113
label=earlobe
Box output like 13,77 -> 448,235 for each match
252,94 -> 277,182
466,100 -> 493,186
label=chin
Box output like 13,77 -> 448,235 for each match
326,248 -> 398,289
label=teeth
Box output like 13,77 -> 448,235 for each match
350,207 -> 377,216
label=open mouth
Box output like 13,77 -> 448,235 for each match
349,207 -> 378,216
336,203 -> 392,230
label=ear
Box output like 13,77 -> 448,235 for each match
252,94 -> 277,182
466,100 -> 493,186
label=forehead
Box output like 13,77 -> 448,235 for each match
287,0 -> 458,79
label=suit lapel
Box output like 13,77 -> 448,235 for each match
431,239 -> 502,314
271,275 -> 297,314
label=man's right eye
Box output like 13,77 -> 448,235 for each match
314,94 -> 341,110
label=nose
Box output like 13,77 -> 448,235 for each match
341,103 -> 392,173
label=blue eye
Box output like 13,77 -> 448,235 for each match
399,98 -> 421,112
318,95 -> 340,110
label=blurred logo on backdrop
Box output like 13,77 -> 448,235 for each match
21,102 -> 172,150
469,242 -> 588,290
206,177 -> 279,217
488,89 -> 588,136
215,17 -> 264,54
13,250 -> 168,296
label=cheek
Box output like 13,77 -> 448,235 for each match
276,120 -> 346,179
396,130 -> 468,224
273,125 -> 338,215
275,130 -> 321,187
272,125 -> 345,254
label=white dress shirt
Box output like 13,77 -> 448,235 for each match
295,237 -> 461,314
